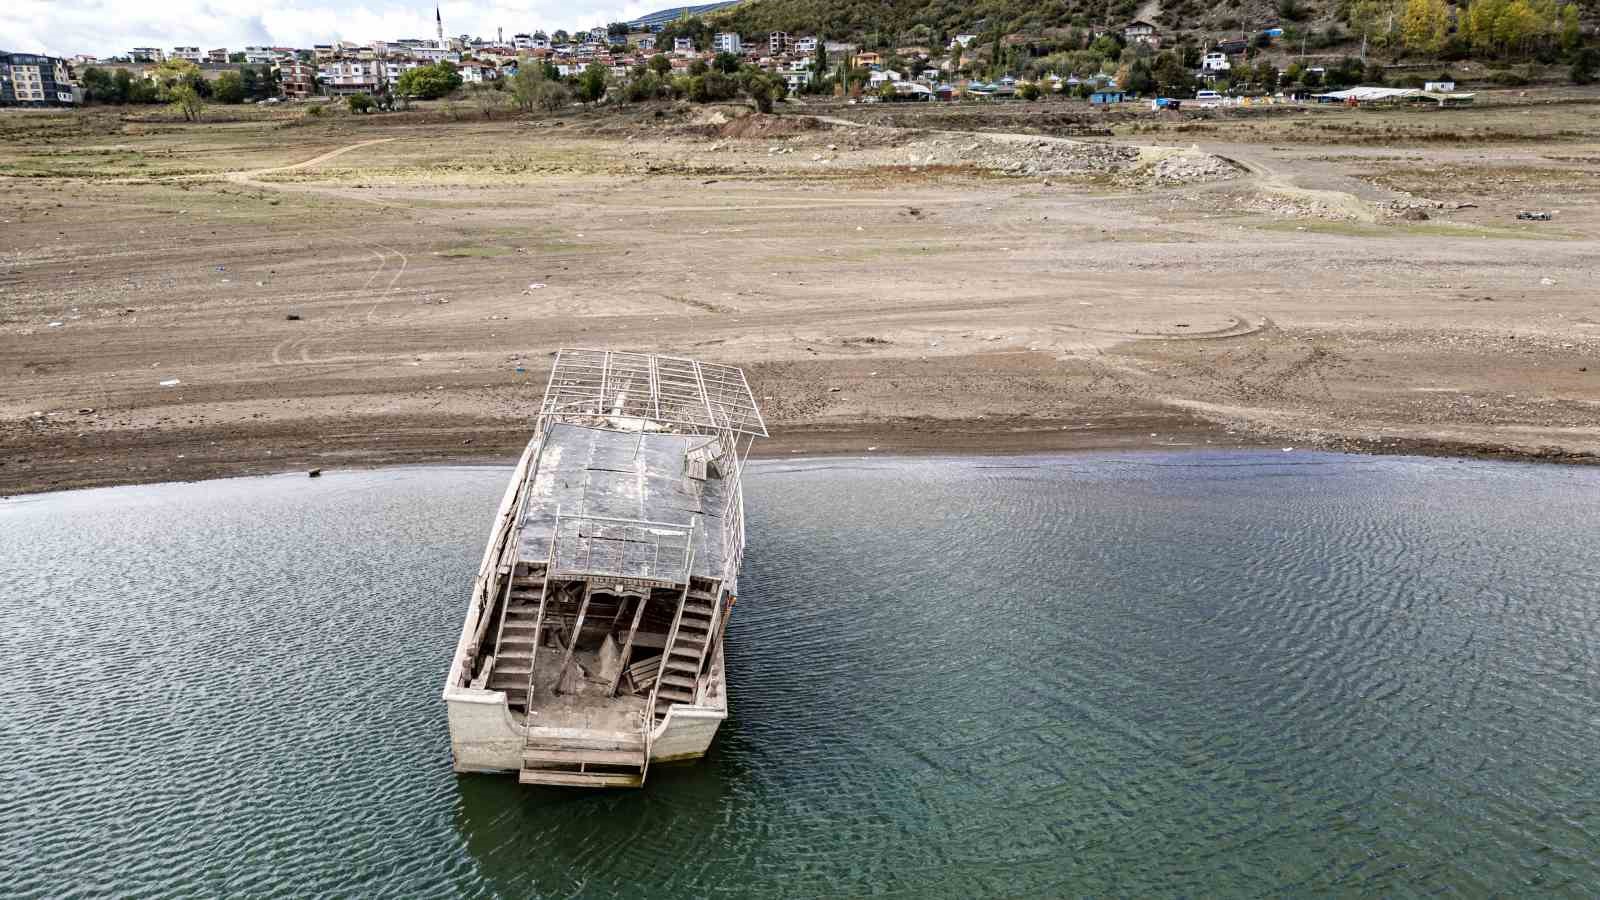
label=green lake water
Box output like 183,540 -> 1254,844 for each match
2,451 -> 1597,897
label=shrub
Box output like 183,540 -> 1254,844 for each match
1572,49 -> 1600,85
347,93 -> 375,113
1019,82 -> 1042,100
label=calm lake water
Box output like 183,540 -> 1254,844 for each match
2,452 -> 1599,897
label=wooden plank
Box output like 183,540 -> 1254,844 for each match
551,583 -> 592,695
519,769 -> 641,788
607,592 -> 651,697
523,749 -> 645,765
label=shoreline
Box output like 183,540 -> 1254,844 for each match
4,412 -> 1594,499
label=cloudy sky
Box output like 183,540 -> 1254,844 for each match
5,1 -> 663,58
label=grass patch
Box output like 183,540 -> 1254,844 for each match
1254,219 -> 1578,240
435,245 -> 514,258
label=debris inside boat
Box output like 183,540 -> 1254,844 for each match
443,349 -> 766,787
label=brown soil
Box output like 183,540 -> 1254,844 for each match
3,94 -> 1599,496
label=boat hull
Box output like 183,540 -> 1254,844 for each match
444,687 -> 728,773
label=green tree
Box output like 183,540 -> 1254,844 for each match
1559,4 -> 1582,52
396,62 -> 463,99
1152,51 -> 1193,95
347,93 -> 375,113
1018,81 -> 1041,100
213,71 -> 246,103
509,64 -> 542,111
649,53 -> 672,75
1253,60 -> 1280,90
169,84 -> 204,121
1572,47 -> 1600,82
1123,58 -> 1155,94
1348,0 -> 1401,54
537,78 -> 571,111
1400,0 -> 1451,55
747,72 -> 780,111
79,66 -> 118,103
577,63 -> 608,105
713,51 -> 741,74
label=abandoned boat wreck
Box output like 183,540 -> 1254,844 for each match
444,349 -> 766,787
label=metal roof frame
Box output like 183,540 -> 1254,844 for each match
539,348 -> 768,438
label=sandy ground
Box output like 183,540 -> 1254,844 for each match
3,93 -> 1599,495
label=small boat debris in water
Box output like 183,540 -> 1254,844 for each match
443,349 -> 766,787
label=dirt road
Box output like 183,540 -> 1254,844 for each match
3,99 -> 1598,495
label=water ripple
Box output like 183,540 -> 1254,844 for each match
2,452 -> 1598,896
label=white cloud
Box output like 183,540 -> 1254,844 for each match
4,0 -> 665,58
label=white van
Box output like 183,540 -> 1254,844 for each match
1194,89 -> 1222,102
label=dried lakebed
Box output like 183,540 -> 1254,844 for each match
2,451 -> 1598,896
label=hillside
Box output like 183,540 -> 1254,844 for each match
706,0 -> 1592,75
710,0 -> 1340,48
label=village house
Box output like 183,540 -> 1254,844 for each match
382,58 -> 424,82
457,59 -> 498,83
856,51 -> 882,66
673,37 -> 695,55
712,33 -> 742,54
793,36 -> 818,54
1123,20 -> 1159,45
318,59 -> 383,95
276,59 -> 316,99
206,48 -> 229,64
768,32 -> 790,54
949,34 -> 978,49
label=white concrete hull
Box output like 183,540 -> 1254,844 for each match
445,682 -> 728,774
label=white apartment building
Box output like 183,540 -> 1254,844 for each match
793,36 -> 817,54
712,33 -> 741,54
383,59 -> 425,82
673,37 -> 695,54
457,60 -> 498,83
243,46 -> 280,64
171,47 -> 203,62
318,59 -> 384,95
768,32 -> 790,54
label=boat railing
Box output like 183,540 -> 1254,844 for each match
550,513 -> 696,585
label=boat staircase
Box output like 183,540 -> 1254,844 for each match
650,579 -> 722,721
485,565 -> 548,711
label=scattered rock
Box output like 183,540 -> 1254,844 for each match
285,313 -> 302,321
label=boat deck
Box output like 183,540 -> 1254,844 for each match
516,422 -> 732,581
518,647 -> 650,732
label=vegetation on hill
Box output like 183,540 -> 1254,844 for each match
700,0 -> 1590,76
